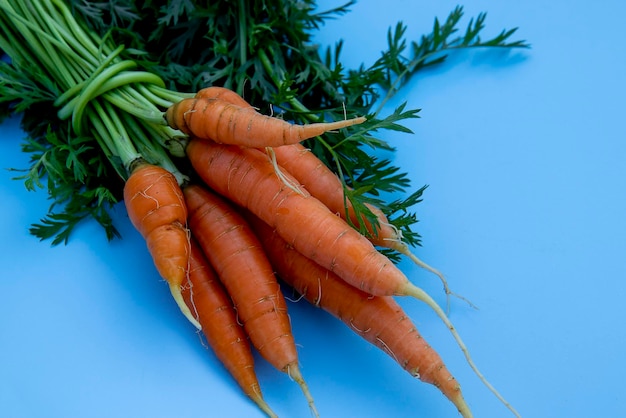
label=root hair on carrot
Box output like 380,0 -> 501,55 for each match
264,147 -> 307,196
183,107 -> 197,119
376,336 -> 399,364
183,227 -> 202,327
378,219 -> 404,242
349,319 -> 371,334
314,276 -> 322,307
195,330 -> 210,350
175,225 -> 202,330
284,292 -> 307,303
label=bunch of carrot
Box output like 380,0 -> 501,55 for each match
119,86 -> 521,417
0,0 -> 528,415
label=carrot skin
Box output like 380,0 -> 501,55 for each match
166,97 -> 366,147
182,239 -> 277,418
186,139 -> 411,298
184,183 -> 319,416
145,223 -> 189,289
248,214 -> 473,418
183,184 -> 298,371
124,163 -> 187,237
123,163 -> 199,329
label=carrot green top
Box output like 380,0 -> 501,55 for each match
0,0 -> 528,245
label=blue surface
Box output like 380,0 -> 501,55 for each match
2,1 -> 626,417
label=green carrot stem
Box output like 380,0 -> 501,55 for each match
54,44 -> 125,107
91,100 -> 140,170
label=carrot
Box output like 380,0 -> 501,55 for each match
165,96 -> 366,147
123,161 -> 200,329
183,183 -> 318,417
190,87 -> 309,196
271,143 -> 464,310
182,238 -> 278,418
186,139 -> 520,417
247,213 -> 473,418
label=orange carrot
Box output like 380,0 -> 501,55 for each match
186,139 -> 520,417
123,161 -> 200,329
247,213 -> 473,418
183,183 -> 318,417
271,143 -> 460,308
165,96 -> 366,147
182,238 -> 277,418
190,87 -> 311,196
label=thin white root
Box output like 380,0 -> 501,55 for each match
375,336 -> 399,364
284,291 -> 306,303
378,218 -> 403,241
184,229 -> 202,327
349,319 -> 372,334
314,275 -> 323,307
395,240 -> 478,314
254,396 -> 279,418
287,363 -> 319,418
405,283 -> 521,418
265,147 -> 307,196
169,283 -> 202,330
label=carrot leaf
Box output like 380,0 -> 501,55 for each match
1,0 -> 528,247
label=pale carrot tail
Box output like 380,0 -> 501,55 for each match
250,394 -> 279,418
390,240 -> 477,314
402,282 -> 521,418
144,221 -> 201,330
288,363 -> 319,418
301,116 -> 367,139
456,398 -> 474,418
168,282 -> 201,330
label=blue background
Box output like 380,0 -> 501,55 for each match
2,1 -> 625,417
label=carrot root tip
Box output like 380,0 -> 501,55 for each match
318,116 -> 367,135
456,397 -> 474,418
169,282 -> 202,330
249,394 -> 279,418
287,364 -> 319,418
